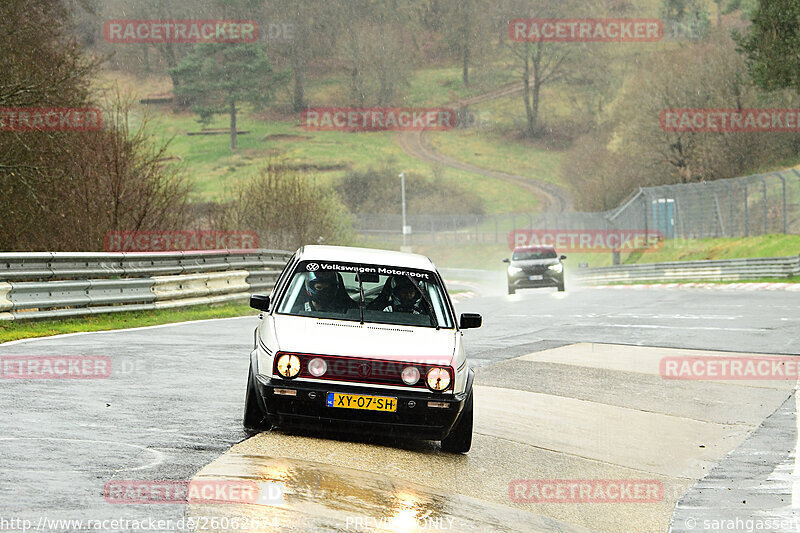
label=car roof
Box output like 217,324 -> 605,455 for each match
296,245 -> 437,271
514,245 -> 556,252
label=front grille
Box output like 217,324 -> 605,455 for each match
522,265 -> 548,274
273,352 -> 453,391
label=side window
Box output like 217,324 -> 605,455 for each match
427,283 -> 450,328
269,253 -> 297,305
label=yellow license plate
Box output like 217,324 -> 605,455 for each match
326,392 -> 397,412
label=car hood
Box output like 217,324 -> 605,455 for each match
270,314 -> 457,366
512,258 -> 560,267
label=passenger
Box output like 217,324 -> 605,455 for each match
380,275 -> 427,314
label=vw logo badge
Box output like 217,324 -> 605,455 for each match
306,263 -> 319,271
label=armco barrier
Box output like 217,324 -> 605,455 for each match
574,255 -> 800,284
0,250 -> 293,321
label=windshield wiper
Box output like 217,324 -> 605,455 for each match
406,275 -> 439,330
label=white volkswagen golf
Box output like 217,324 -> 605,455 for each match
244,245 -> 481,453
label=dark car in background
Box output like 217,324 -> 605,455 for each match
504,245 -> 566,294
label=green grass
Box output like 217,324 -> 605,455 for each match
633,235 -> 800,263
142,107 -> 541,213
400,66 -> 518,106
113,61 -> 547,212
427,126 -> 563,185
0,302 -> 256,343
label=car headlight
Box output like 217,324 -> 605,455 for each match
307,357 -> 327,377
548,263 -> 564,273
401,366 -> 421,385
426,367 -> 451,392
508,266 -> 523,275
276,353 -> 301,379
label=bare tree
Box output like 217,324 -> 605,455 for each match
506,1 -> 576,137
209,163 -> 354,250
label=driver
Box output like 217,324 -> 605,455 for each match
297,271 -> 354,313
383,275 -> 425,314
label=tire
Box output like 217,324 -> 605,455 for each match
507,285 -> 516,295
243,366 -> 271,433
441,392 -> 473,453
557,280 -> 565,292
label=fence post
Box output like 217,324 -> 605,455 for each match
758,175 -> 768,235
642,189 -> 648,244
711,183 -> 724,237
664,185 -> 678,239
774,172 -> 787,234
744,181 -> 749,237
726,181 -> 734,237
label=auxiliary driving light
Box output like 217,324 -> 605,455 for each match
426,367 -> 451,392
401,366 -> 421,385
308,357 -> 327,377
276,353 -> 301,379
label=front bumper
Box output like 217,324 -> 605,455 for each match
252,368 -> 474,441
508,271 -> 563,289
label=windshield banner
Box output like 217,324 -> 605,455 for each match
300,261 -> 434,281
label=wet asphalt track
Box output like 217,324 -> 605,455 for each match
1,270 -> 799,532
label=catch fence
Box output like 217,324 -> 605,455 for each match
354,169 -> 800,246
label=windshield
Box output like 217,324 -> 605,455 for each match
513,248 -> 558,261
276,262 -> 454,329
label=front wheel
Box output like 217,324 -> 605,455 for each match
243,366 -> 271,434
441,392 -> 473,453
507,284 -> 516,295
557,280 -> 565,292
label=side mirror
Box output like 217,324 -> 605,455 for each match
560,255 -> 567,261
459,313 -> 482,330
502,258 -> 510,263
250,294 -> 270,312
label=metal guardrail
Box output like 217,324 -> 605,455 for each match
0,250 -> 293,321
573,255 -> 800,284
